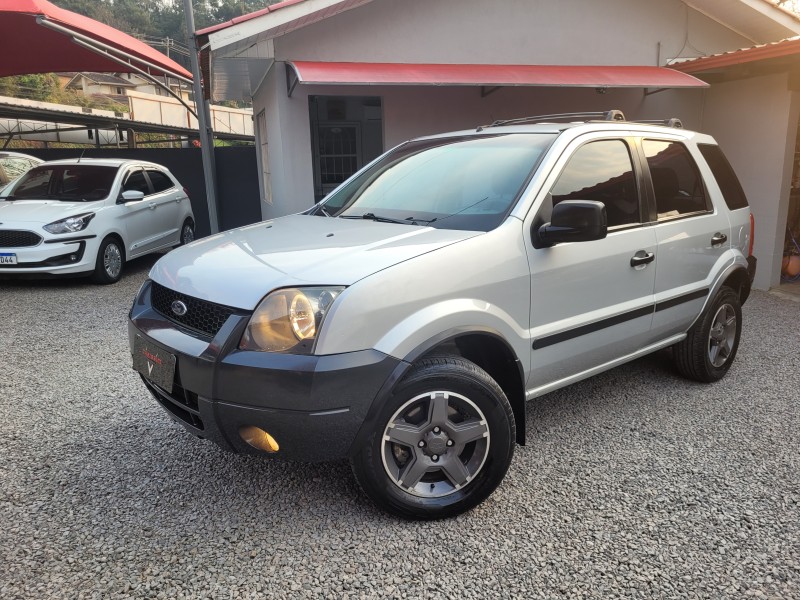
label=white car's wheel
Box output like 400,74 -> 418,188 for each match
91,236 -> 124,285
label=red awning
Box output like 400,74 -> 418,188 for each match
287,61 -> 708,89
0,0 -> 191,79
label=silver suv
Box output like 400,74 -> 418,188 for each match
128,111 -> 756,519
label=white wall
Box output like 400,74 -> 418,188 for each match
701,74 -> 799,290
276,0 -> 750,64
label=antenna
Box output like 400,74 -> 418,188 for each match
77,148 -> 86,163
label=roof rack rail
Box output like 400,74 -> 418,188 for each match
632,118 -> 683,129
479,110 -> 625,130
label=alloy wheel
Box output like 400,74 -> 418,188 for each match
708,303 -> 737,367
381,391 -> 490,498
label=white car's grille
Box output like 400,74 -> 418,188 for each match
0,229 -> 42,248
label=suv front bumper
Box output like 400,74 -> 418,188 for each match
128,280 -> 400,462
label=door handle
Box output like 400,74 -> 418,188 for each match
630,250 -> 655,267
148,202 -> 156,210
711,232 -> 727,246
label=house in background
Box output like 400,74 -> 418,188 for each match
198,0 -> 800,291
59,71 -> 192,103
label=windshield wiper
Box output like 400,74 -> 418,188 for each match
340,212 -> 435,225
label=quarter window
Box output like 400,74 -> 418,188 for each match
643,140 -> 710,218
550,139 -> 640,228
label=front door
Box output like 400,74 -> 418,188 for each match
524,135 -> 657,394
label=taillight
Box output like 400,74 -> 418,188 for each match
183,187 -> 190,197
748,212 -> 755,257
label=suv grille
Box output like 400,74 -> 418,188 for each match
151,281 -> 239,338
0,230 -> 42,248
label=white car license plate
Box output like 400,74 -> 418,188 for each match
0,253 -> 17,265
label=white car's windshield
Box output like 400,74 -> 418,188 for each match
2,165 -> 118,202
317,133 -> 556,231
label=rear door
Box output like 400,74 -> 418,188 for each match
638,138 -> 731,340
524,134 -> 657,393
144,168 -> 181,245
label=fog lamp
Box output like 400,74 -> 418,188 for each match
239,426 -> 280,453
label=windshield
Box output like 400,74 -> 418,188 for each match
318,133 -> 556,231
2,165 -> 118,202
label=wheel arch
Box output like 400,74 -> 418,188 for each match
348,328 -> 527,457
101,231 -> 127,262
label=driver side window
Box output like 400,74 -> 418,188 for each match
123,169 -> 150,196
550,139 -> 641,228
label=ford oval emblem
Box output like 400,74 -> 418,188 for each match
171,300 -> 188,317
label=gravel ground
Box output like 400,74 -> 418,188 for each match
1,257 -> 798,599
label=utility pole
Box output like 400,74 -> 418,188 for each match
183,0 -> 220,234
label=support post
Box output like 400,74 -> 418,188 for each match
183,0 -> 220,234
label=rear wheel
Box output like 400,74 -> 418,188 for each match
673,286 -> 742,382
177,219 -> 195,247
90,236 -> 124,285
350,356 -> 515,519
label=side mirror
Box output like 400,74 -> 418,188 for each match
536,200 -> 607,246
119,190 -> 145,203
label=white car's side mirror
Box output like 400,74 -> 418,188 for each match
120,190 -> 145,203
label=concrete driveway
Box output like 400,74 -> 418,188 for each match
1,259 -> 798,599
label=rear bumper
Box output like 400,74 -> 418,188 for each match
128,280 -> 399,461
742,255 -> 757,304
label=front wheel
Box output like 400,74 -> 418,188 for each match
350,356 -> 515,519
90,236 -> 124,284
673,286 -> 742,382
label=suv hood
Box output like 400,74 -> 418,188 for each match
150,214 -> 481,309
0,199 -> 98,223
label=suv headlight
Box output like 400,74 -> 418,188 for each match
43,212 -> 95,234
240,287 -> 345,354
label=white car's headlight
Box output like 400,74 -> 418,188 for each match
240,287 -> 345,354
43,213 -> 95,234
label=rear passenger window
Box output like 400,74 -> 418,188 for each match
643,140 -> 710,219
147,170 -> 174,193
551,139 -> 640,228
697,143 -> 749,210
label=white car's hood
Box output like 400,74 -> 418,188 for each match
0,199 -> 97,224
150,214 -> 481,309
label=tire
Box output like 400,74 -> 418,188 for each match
90,236 -> 124,285
673,286 -> 742,383
176,218 -> 195,247
350,356 -> 515,520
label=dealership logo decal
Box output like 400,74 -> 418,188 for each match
171,300 -> 188,316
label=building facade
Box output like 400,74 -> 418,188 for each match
199,0 -> 800,290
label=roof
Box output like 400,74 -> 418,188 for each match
67,72 -> 136,87
671,35 -> 800,73
287,61 -> 708,89
0,0 -> 192,79
199,0 -> 800,47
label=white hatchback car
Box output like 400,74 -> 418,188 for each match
0,158 -> 194,284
